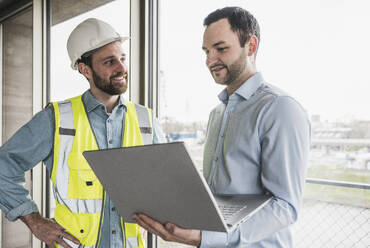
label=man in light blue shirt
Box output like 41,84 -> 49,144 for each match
0,18 -> 165,247
133,7 -> 310,247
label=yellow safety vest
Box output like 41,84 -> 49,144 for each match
51,95 -> 153,248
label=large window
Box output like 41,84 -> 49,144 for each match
50,0 -> 130,102
49,0 -> 130,217
158,0 -> 370,247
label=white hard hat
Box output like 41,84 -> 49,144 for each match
67,18 -> 129,70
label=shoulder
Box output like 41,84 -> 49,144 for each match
34,103 -> 55,121
19,105 -> 55,137
235,82 -> 309,138
210,102 -> 226,115
254,83 -> 307,118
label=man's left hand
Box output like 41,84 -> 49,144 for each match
133,213 -> 201,247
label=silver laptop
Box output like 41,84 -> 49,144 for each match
83,142 -> 271,232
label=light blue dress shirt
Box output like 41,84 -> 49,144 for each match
200,72 -> 311,248
0,90 -> 166,247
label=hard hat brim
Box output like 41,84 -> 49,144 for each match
71,36 -> 129,70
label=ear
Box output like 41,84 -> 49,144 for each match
78,63 -> 92,80
246,35 -> 258,57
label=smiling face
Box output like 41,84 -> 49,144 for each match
87,41 -> 128,96
202,18 -> 256,89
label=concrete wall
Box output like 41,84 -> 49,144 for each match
1,8 -> 33,248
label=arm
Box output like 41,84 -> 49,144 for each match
0,108 -> 53,220
0,106 -> 80,247
201,96 -> 311,247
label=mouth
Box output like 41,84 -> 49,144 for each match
111,74 -> 127,83
211,65 -> 226,73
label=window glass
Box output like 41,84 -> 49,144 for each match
158,0 -> 370,247
49,0 -> 130,216
50,0 -> 130,102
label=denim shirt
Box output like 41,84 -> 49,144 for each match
0,90 -> 166,247
200,73 -> 311,248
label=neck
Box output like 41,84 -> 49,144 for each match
226,69 -> 257,96
90,88 -> 120,113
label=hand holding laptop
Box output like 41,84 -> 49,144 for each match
83,142 -> 271,233
133,213 -> 201,246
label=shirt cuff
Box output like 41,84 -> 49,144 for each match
5,200 -> 39,221
199,230 -> 228,248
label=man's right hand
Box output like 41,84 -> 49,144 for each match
20,212 -> 80,248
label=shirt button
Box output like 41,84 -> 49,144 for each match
112,207 -> 116,211
109,140 -> 113,144
112,230 -> 116,234
215,157 -> 219,162
107,119 -> 111,123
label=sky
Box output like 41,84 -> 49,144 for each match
51,0 -> 370,123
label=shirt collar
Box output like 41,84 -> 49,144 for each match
82,90 -> 127,113
218,72 -> 264,104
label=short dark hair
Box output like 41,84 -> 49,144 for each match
76,46 -> 102,71
76,49 -> 95,69
203,7 -> 260,48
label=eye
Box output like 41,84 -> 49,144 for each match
104,59 -> 114,65
217,47 -> 227,52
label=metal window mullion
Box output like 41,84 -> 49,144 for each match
147,0 -> 153,109
147,0 -> 159,116
0,22 -> 3,248
130,0 -> 159,247
145,0 -> 154,239
32,0 -> 48,247
129,0 -> 144,104
44,0 -> 51,223
151,0 -> 159,117
146,1 -> 159,247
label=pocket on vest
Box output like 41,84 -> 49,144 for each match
67,153 -> 103,199
68,168 -> 103,199
54,204 -> 101,246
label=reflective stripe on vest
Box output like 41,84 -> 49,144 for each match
51,95 -> 152,247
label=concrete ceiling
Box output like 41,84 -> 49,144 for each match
0,0 -> 31,26
0,0 -> 30,21
0,0 -> 20,11
0,0 -> 115,25
52,0 -> 114,25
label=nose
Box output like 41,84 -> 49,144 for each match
206,51 -> 219,68
116,60 -> 127,73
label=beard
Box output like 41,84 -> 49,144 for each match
92,70 -> 128,95
211,49 -> 247,86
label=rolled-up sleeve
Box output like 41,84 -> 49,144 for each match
0,107 -> 54,221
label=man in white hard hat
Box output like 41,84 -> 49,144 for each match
0,18 -> 165,248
